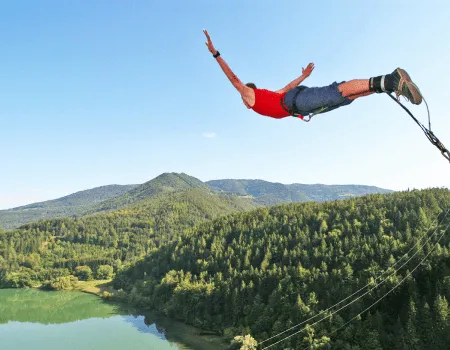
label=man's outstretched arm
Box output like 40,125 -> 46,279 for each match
203,30 -> 249,95
276,63 -> 315,93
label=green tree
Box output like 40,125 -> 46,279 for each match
228,334 -> 257,350
74,266 -> 93,281
96,265 -> 114,279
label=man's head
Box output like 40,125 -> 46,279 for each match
242,82 -> 256,108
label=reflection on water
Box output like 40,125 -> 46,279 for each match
123,315 -> 167,341
0,289 -> 226,350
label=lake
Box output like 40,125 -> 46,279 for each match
0,288 -> 226,350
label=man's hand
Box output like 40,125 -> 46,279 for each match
203,29 -> 217,55
302,63 -> 315,77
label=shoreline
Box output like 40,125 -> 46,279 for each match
74,279 -> 117,296
77,280 -> 228,349
70,280 -> 229,349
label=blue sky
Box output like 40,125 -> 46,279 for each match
1,1 -> 450,209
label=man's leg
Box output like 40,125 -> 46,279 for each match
338,80 -> 372,98
284,68 -> 422,116
338,68 -> 423,104
348,91 -> 374,100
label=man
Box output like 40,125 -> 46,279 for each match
203,30 -> 423,120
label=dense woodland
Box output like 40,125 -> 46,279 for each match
1,187 -> 449,349
0,189 -> 253,288
113,188 -> 450,349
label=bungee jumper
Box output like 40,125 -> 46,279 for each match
203,30 -> 450,163
203,29 -> 423,120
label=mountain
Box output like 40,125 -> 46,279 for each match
0,173 -> 393,230
0,184 -> 137,229
89,173 -> 210,213
0,173 -> 209,229
2,177 -> 448,348
113,188 -> 450,348
206,179 -> 392,205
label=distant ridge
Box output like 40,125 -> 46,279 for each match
0,184 -> 137,229
206,179 -> 392,205
0,173 -> 393,229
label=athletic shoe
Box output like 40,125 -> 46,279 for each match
391,68 -> 423,105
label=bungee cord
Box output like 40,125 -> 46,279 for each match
388,93 -> 450,162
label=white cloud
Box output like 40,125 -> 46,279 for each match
202,132 -> 217,139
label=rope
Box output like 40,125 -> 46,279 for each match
259,209 -> 449,349
300,216 -> 450,350
387,93 -> 450,162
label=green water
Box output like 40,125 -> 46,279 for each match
0,289 -> 225,350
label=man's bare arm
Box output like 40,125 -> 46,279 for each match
214,55 -> 247,94
203,29 -> 250,96
276,63 -> 315,93
276,75 -> 309,93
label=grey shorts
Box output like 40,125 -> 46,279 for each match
283,81 -> 353,116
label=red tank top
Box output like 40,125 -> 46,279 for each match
250,88 -> 298,119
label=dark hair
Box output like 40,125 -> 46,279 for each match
245,82 -> 256,89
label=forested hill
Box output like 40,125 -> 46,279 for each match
206,179 -> 392,205
0,188 -> 258,289
0,173 -> 208,229
0,184 -> 137,229
114,188 -> 450,349
88,172 -> 210,213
